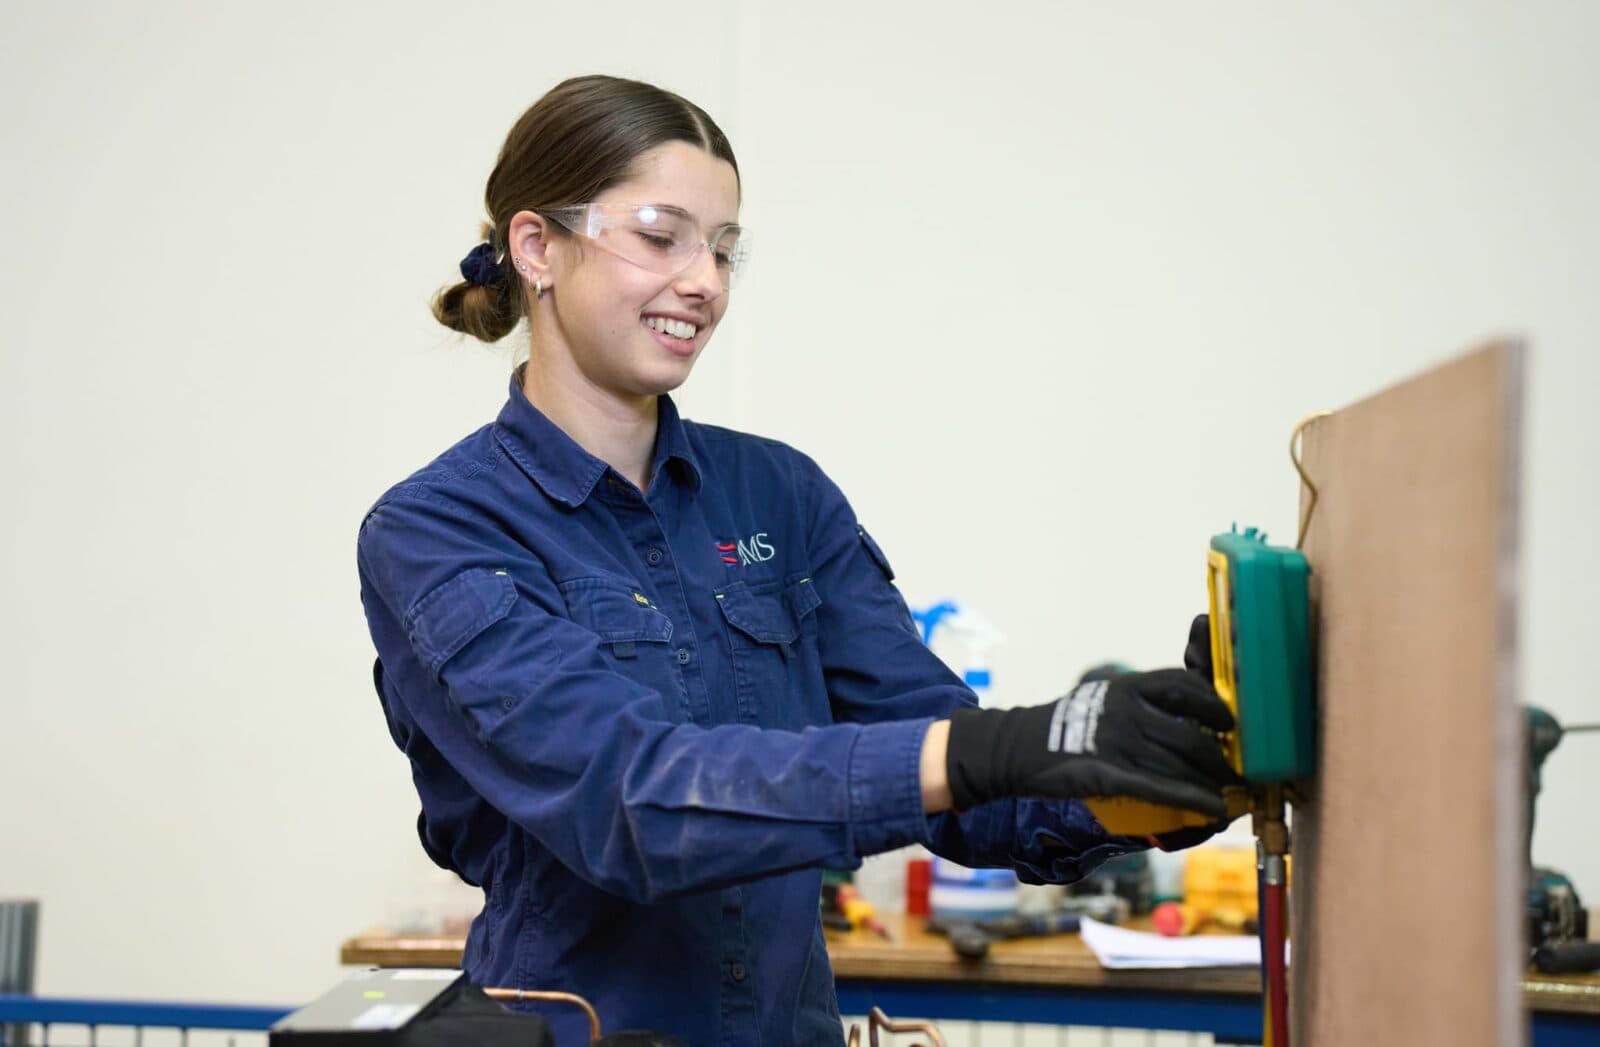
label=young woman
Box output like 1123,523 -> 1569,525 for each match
357,75 -> 1235,1046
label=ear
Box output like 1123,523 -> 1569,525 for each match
507,210 -> 558,291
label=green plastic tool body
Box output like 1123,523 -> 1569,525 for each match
1208,526 -> 1317,782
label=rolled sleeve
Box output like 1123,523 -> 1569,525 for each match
847,718 -> 937,855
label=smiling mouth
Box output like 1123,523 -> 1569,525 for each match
642,315 -> 699,342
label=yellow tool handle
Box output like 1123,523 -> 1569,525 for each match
1084,797 -> 1222,837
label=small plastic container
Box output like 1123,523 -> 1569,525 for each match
929,858 -> 1019,920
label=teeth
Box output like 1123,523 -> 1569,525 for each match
645,316 -> 698,340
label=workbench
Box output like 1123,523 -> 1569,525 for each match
341,913 -> 1600,1045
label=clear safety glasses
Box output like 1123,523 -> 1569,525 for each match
541,202 -> 750,290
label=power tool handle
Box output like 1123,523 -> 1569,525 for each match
1535,941 -> 1600,975
1030,911 -> 1082,936
977,911 -> 1084,939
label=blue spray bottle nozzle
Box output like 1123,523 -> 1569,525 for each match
911,600 -> 1005,704
911,600 -> 960,647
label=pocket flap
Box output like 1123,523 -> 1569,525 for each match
406,567 -> 518,674
717,577 -> 820,644
857,525 -> 896,581
561,579 -> 674,645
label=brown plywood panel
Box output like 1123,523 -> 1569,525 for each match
1290,342 -> 1525,1046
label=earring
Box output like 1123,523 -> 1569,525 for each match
535,277 -> 544,299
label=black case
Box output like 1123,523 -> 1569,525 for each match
270,968 -> 553,1047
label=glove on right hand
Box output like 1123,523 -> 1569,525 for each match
945,668 -> 1238,817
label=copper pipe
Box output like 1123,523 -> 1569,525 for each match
1290,410 -> 1333,550
869,1005 -> 947,1047
483,987 -> 603,1042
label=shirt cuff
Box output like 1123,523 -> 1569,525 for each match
1068,801 -> 1151,869
846,717 -> 936,856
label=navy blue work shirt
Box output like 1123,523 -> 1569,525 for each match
357,369 -> 1137,1046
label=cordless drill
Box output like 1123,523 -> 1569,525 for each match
1525,705 -> 1600,974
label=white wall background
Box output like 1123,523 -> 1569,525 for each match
2,0 -> 1596,1009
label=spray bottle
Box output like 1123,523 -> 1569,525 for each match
911,601 -> 1006,704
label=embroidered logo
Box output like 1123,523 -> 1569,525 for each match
716,532 -> 776,567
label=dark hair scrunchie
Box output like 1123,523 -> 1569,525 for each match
459,240 -> 504,287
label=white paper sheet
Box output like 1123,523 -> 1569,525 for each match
1079,916 -> 1271,969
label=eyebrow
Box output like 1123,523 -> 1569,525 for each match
648,203 -> 741,230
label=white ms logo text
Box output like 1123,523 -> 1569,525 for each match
716,532 -> 777,568
736,537 -> 774,569
738,533 -> 776,565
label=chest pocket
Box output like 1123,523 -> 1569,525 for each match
559,577 -> 689,723
715,575 -> 828,730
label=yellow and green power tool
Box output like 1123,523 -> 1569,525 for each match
1087,524 -> 1316,1047
1086,525 -> 1317,836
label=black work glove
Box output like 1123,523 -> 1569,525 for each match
1154,615 -> 1240,849
1104,616 -> 1236,849
1184,613 -> 1213,681
945,669 -> 1239,817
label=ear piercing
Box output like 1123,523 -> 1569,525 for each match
512,258 -> 544,299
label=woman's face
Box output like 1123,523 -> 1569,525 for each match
540,141 -> 740,402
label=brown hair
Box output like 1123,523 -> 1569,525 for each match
432,75 -> 740,343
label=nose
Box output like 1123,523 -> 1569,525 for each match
672,243 -> 726,300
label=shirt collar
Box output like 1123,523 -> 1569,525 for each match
493,368 -> 703,508
651,392 -> 704,494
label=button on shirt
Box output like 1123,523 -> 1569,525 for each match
356,372 -> 1137,1046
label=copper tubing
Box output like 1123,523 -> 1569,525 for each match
1290,410 -> 1333,550
868,1005 -> 947,1047
485,988 -> 943,1046
483,987 -> 602,1042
